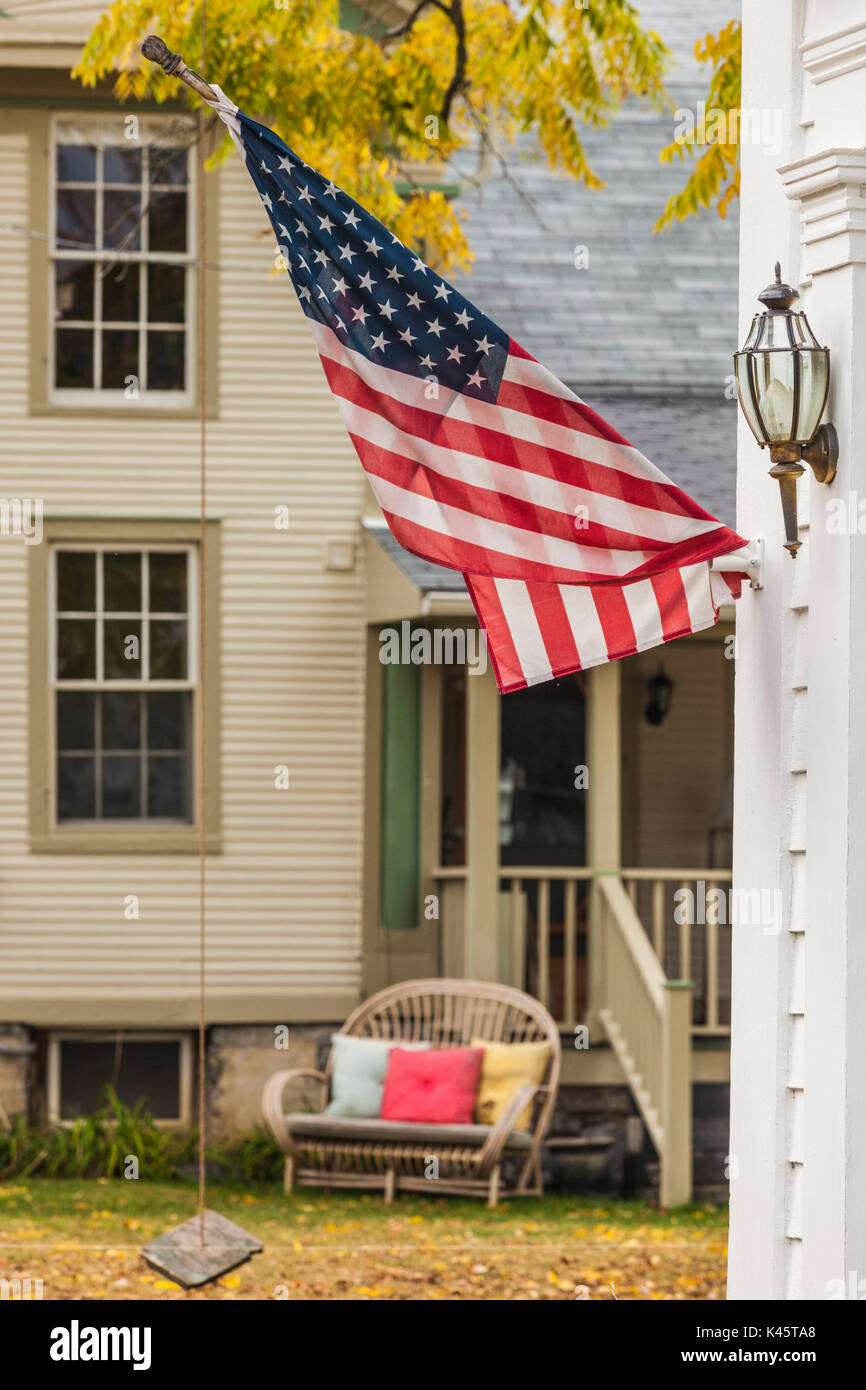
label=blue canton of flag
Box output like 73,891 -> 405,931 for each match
223,101 -> 509,401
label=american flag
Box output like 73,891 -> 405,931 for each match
209,86 -> 746,693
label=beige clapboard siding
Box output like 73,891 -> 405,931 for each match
0,124 -> 368,1021
2,0 -> 107,39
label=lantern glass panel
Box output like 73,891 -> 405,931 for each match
742,314 -> 762,351
751,351 -> 797,441
795,348 -> 829,442
762,314 -> 793,350
735,354 -> 766,442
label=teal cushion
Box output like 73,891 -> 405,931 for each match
326,1035 -> 431,1118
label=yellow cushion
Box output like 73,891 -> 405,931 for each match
470,1038 -> 551,1131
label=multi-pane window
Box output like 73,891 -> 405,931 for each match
52,118 -> 194,402
52,547 -> 195,823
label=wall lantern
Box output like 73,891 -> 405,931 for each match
734,264 -> 837,557
644,666 -> 674,727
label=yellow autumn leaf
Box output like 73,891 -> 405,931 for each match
219,1273 -> 241,1289
153,1279 -> 180,1290
73,0 -> 670,277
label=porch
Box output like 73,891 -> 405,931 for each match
432,862 -> 731,1206
362,525 -> 735,1205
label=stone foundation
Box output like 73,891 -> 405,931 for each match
205,1023 -> 336,1141
0,1026 -> 35,1123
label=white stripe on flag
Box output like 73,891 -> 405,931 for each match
558,583 -> 610,667
493,578 -> 553,686
682,562 -> 720,632
623,578 -> 666,652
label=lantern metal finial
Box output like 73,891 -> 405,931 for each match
734,263 -> 837,557
757,264 -> 799,313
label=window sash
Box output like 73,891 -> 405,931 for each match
51,543 -> 197,686
56,693 -> 193,822
50,115 -> 195,404
51,544 -> 197,825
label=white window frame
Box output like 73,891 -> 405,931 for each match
47,1031 -> 194,1129
50,541 -> 199,827
49,113 -> 197,409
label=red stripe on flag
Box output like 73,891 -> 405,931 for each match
508,340 -> 536,361
650,568 -> 692,642
465,576 -> 526,693
592,585 -> 638,661
523,580 -> 581,675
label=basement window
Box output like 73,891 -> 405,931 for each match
47,1032 -> 192,1126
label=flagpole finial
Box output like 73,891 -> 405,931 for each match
140,34 -> 219,104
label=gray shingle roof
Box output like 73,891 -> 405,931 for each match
367,523 -> 468,592
377,0 -> 741,593
451,0 -> 741,392
583,390 -> 737,528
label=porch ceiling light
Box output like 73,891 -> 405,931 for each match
644,666 -> 673,727
734,263 -> 837,557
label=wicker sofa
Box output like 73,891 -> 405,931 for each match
262,978 -> 562,1207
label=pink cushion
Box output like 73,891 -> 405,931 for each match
380,1047 -> 484,1125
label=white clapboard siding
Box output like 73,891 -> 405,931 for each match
0,129 -> 368,1022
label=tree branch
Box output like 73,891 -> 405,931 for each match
382,0 -> 448,41
380,0 -> 465,128
439,0 -> 466,125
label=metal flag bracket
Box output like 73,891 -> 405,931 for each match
711,538 -> 764,591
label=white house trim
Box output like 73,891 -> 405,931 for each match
800,21 -> 866,85
731,0 -> 866,1301
780,149 -> 866,275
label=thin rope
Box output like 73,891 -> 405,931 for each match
197,0 -> 208,1249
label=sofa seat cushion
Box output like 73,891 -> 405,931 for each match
285,1113 -> 533,1151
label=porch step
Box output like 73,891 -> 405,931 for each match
545,1136 -> 614,1151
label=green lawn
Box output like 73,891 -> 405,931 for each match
0,1179 -> 728,1299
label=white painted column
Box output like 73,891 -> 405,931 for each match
465,663 -> 501,981
730,0 -> 866,1300
586,663 -> 621,1024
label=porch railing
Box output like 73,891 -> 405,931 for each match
595,875 -> 692,1206
620,869 -> 733,1036
485,866 -> 733,1034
